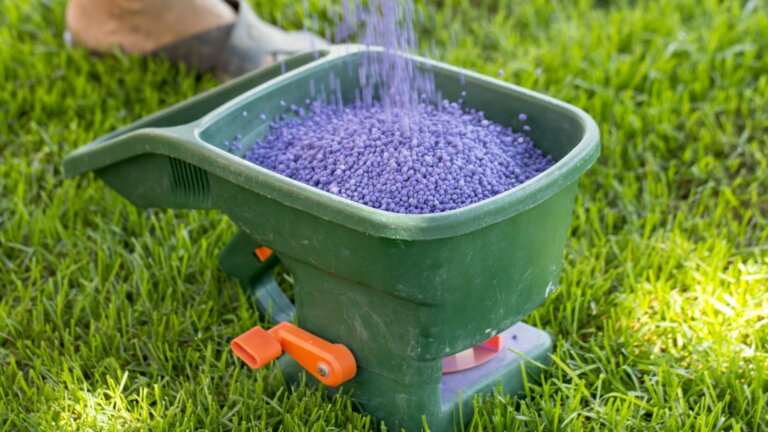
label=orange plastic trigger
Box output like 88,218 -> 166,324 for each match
254,246 -> 273,262
231,322 -> 356,387
231,326 -> 282,368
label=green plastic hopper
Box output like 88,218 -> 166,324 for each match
64,45 -> 600,431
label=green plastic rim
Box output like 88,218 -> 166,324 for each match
65,45 -> 600,240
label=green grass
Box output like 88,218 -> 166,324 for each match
1,0 -> 767,430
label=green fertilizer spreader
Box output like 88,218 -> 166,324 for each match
64,46 -> 600,431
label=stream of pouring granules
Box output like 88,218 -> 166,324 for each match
241,0 -> 554,214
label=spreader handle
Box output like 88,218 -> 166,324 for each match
218,230 -> 296,323
62,49 -> 350,211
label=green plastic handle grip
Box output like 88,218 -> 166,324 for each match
63,52 -> 326,321
219,230 -> 296,323
62,49 -> 338,204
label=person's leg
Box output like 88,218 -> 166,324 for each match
66,0 -> 237,54
65,0 -> 327,78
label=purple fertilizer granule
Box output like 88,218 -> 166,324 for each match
244,101 -> 554,214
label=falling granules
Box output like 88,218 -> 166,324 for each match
237,0 -> 554,214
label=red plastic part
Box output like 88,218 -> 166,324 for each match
441,335 -> 502,374
480,335 -> 501,352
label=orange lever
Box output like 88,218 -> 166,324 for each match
231,322 -> 356,387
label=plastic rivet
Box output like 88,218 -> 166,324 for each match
317,363 -> 330,377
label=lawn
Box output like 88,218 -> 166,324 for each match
1,0 -> 767,430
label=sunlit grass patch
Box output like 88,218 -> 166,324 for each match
1,0 -> 767,430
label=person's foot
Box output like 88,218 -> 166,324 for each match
66,0 -> 237,55
65,0 -> 329,78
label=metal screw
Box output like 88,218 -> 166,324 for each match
317,363 -> 329,378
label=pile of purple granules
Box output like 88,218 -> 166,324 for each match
244,101 -> 554,214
